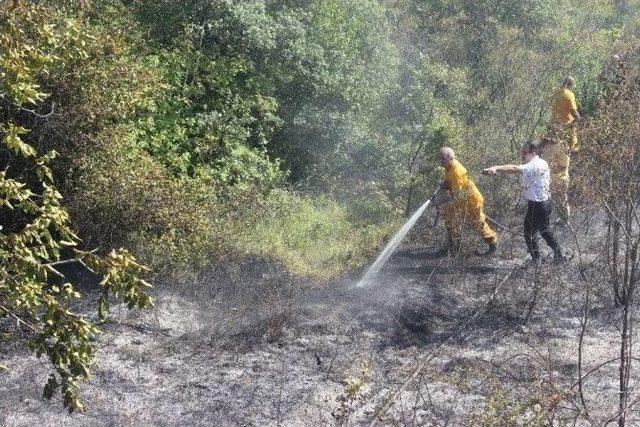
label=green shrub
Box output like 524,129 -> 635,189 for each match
68,126 -> 222,277
236,189 -> 399,279
0,3 -> 152,412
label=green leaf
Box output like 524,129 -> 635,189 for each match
43,374 -> 59,400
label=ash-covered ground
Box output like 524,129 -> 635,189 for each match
0,209 -> 632,425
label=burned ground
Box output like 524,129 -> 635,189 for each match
0,208 -> 631,425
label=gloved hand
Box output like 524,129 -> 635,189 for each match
431,189 -> 452,207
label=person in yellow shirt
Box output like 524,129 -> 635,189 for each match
436,147 -> 498,257
541,76 -> 581,225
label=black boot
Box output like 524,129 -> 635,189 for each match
524,255 -> 541,268
449,237 -> 462,256
476,241 -> 497,257
553,247 -> 566,263
434,235 -> 461,258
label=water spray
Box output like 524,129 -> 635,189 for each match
356,186 -> 442,288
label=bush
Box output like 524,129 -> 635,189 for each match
236,189 -> 399,279
0,3 -> 152,411
68,126 -> 222,278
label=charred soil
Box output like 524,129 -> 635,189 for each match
0,209 -> 629,425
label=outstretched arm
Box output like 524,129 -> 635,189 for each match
483,164 -> 521,175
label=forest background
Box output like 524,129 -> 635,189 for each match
4,0 -> 636,278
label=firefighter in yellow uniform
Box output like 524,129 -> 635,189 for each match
437,147 -> 498,256
541,76 -> 581,224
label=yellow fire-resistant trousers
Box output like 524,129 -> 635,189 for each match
444,200 -> 497,245
542,125 -> 574,222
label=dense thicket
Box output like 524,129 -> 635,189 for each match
2,0 -> 640,410
4,0 -> 637,276
0,2 -> 154,411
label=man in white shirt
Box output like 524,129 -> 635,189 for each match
483,142 -> 564,264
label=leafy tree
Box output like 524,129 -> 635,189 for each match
0,2 -> 152,412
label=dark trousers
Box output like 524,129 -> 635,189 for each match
524,200 -> 560,259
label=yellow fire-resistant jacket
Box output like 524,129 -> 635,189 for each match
549,88 -> 580,151
551,88 -> 578,125
444,159 -> 484,208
